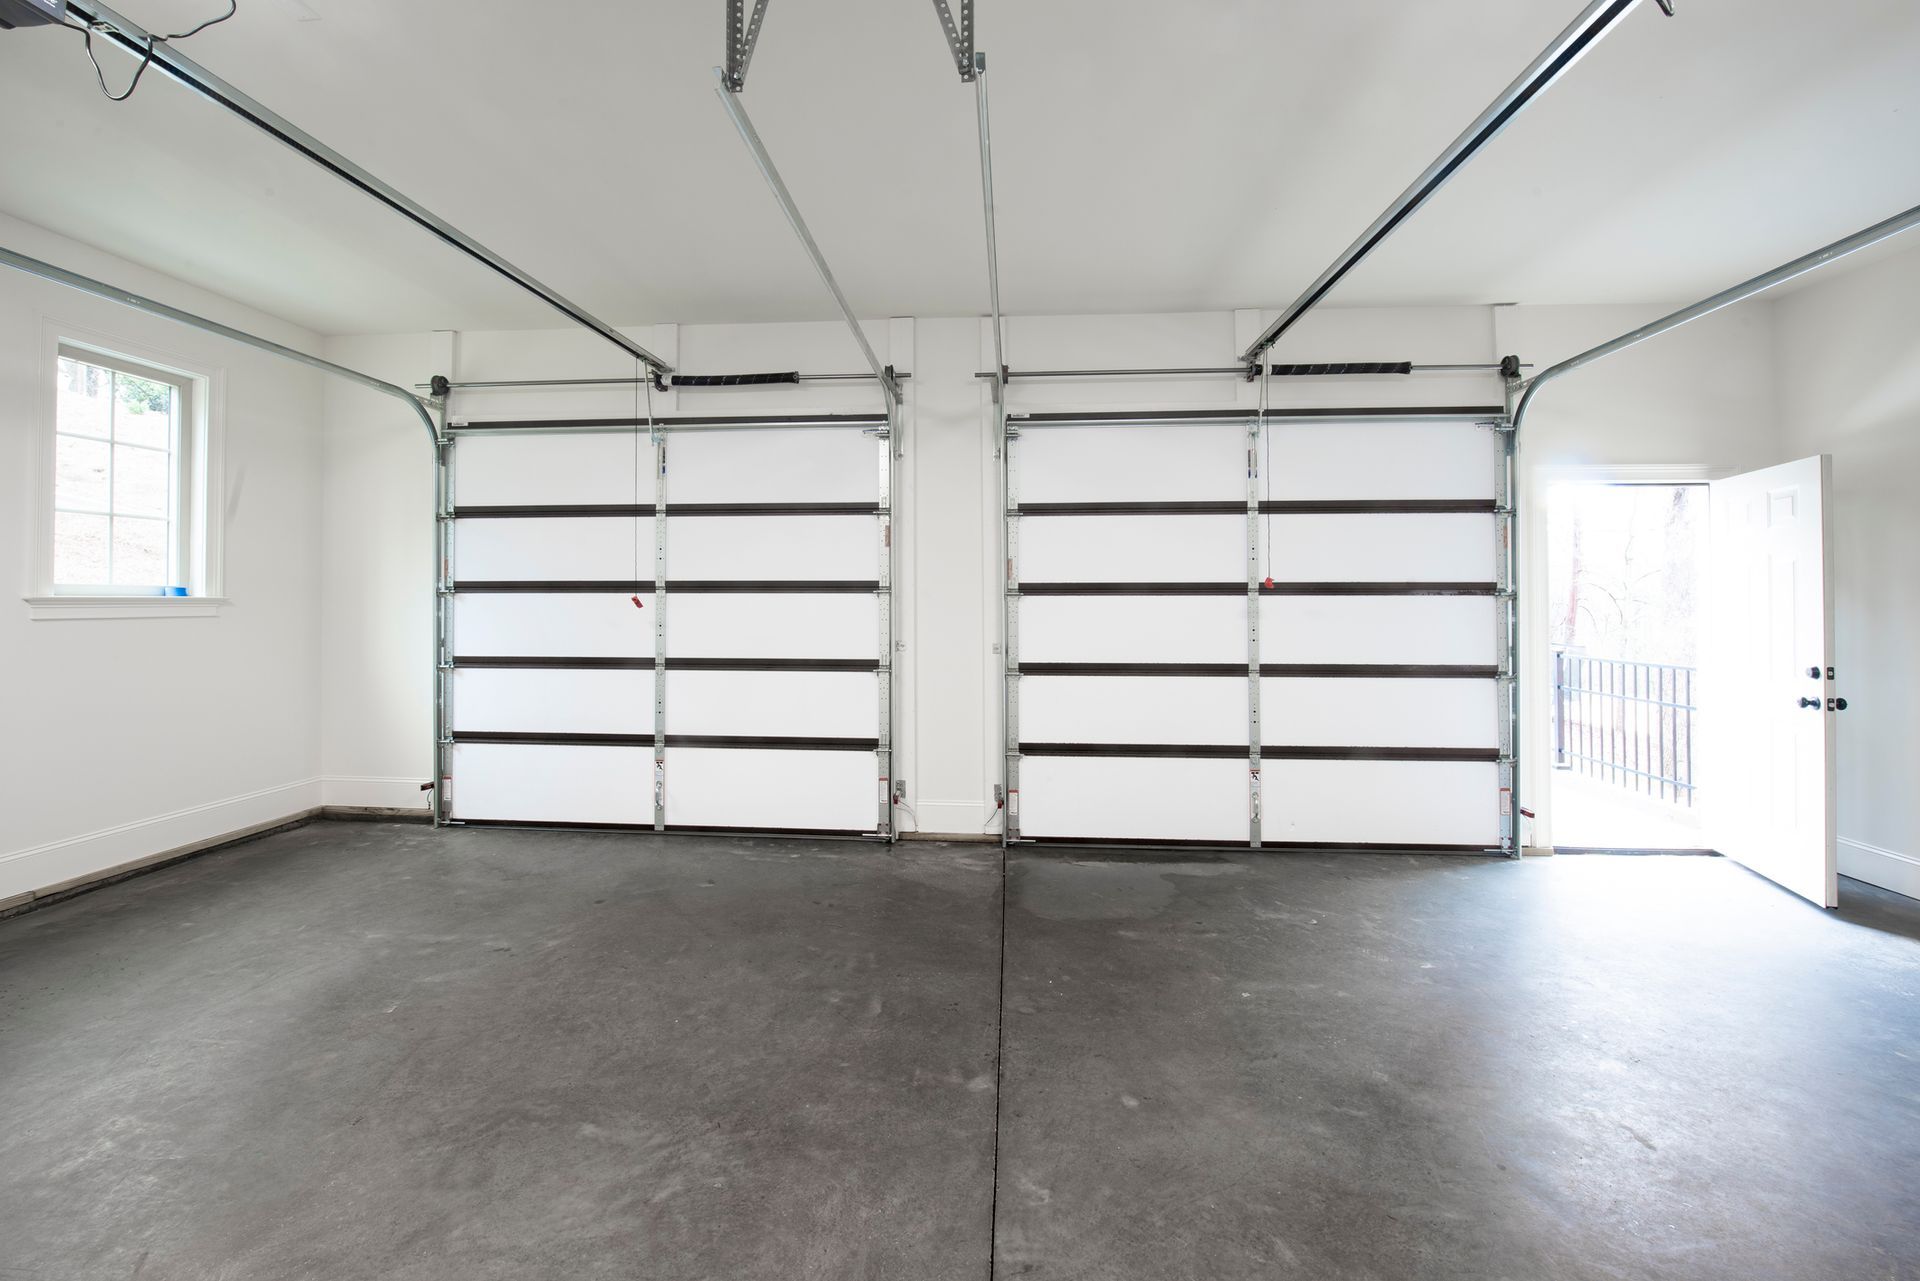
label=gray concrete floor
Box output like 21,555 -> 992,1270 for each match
1,824 -> 1916,1280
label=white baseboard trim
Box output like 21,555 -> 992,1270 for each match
1839,837 -> 1920,901
320,775 -> 433,813
897,798 -> 1001,838
0,778 -> 323,907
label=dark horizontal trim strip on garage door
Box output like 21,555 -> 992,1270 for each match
1017,836 -> 1498,855
1007,406 -> 1506,425
452,502 -> 883,518
452,656 -> 882,672
1013,499 -> 1497,516
1019,742 -> 1499,761
1017,662 -> 1499,678
449,413 -> 889,431
452,732 -> 880,751
1016,581 -> 1498,597
454,580 -> 881,594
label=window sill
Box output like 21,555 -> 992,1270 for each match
24,596 -> 231,621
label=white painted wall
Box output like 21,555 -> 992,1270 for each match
1771,243 -> 1920,898
0,213 -> 326,904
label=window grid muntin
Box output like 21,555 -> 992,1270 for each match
53,352 -> 188,590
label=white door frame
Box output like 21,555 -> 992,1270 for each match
1520,462 -> 1730,852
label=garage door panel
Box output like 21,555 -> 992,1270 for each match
449,742 -> 650,825
1008,411 -> 1507,851
1019,757 -> 1249,843
1016,425 -> 1246,503
666,671 -> 878,738
1260,760 -> 1499,847
1260,596 -> 1496,666
447,421 -> 889,834
456,517 -> 647,581
667,594 -> 879,659
1266,422 -> 1496,500
668,430 -> 880,504
667,515 -> 877,581
664,748 -> 876,831
454,433 -> 657,507
1021,676 -> 1245,745
1260,678 -> 1497,749
453,669 -> 648,735
1020,597 -> 1247,664
1262,513 -> 1494,582
455,594 -> 655,658
1021,515 -> 1243,582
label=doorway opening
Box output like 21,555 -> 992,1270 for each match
1545,482 -> 1710,851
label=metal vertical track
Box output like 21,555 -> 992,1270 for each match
1001,410 -> 1021,845
1246,404 -> 1265,847
1493,416 -> 1520,856
876,413 -> 897,839
652,426 -> 670,831
434,431 -> 455,825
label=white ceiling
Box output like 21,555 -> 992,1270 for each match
2,0 -> 1916,336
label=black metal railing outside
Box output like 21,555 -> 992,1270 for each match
1552,649 -> 1696,805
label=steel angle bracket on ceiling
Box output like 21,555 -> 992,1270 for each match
724,0 -> 774,92
930,0 -> 978,82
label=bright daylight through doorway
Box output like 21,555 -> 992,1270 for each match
1547,482 -> 1709,851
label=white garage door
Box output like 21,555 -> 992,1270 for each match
1003,406 -> 1516,853
438,413 -> 894,837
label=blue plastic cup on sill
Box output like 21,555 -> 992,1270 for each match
166,586 -> 187,597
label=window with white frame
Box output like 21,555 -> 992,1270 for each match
51,345 -> 198,595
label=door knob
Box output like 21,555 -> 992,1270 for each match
1798,697 -> 1822,709
1808,666 -> 1822,678
1829,697 -> 1849,711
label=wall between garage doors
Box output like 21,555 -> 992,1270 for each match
320,300 -> 1775,842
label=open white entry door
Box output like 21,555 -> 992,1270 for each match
1706,455 -> 1836,907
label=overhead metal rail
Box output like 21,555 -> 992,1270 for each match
418,372 -> 908,393
445,412 -> 889,436
63,0 -> 673,376
713,69 -> 899,413
979,362 -> 1528,382
1241,0 -> 1668,364
1008,406 -> 1509,429
1511,202 -> 1920,434
974,50 -> 1006,401
0,245 -> 439,445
